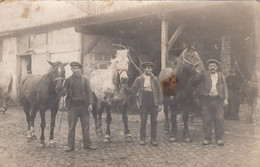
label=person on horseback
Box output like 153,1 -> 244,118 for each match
132,62 -> 163,146
200,59 -> 228,146
63,62 -> 97,152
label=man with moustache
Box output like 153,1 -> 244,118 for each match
64,62 -> 97,152
200,59 -> 228,146
132,62 -> 163,146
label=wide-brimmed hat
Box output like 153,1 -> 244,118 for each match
206,59 -> 220,66
141,62 -> 154,68
70,61 -> 82,68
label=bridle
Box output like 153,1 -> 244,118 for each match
117,69 -> 129,84
53,77 -> 65,82
178,48 -> 203,74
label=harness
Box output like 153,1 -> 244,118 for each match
174,48 -> 204,88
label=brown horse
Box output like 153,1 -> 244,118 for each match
0,72 -> 13,114
20,61 -> 68,146
159,47 -> 205,142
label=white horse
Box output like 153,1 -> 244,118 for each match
0,72 -> 13,114
90,49 -> 133,142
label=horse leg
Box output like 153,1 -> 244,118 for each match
104,104 -> 112,143
122,103 -> 132,142
169,100 -> 177,142
2,99 -> 8,114
96,102 -> 104,136
30,105 -> 38,140
92,94 -> 99,134
163,101 -> 170,134
23,102 -> 32,141
40,109 -> 46,147
183,105 -> 191,142
49,105 -> 59,146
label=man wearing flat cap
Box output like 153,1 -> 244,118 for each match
63,61 -> 97,152
132,62 -> 163,146
200,59 -> 228,146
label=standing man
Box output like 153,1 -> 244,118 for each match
200,59 -> 228,146
132,62 -> 163,146
64,62 -> 97,152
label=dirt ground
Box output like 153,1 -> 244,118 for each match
0,104 -> 260,167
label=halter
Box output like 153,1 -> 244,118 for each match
179,49 -> 203,73
117,69 -> 128,76
53,77 -> 65,82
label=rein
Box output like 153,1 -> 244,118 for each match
178,49 -> 203,73
127,54 -> 143,74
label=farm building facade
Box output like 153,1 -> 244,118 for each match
0,1 -> 259,106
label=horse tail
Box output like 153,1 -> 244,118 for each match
8,75 -> 13,93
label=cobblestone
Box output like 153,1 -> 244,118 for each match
0,104 -> 259,167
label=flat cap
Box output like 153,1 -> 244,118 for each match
141,62 -> 155,68
70,61 -> 82,68
206,59 -> 220,66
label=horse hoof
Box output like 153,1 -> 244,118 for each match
164,130 -> 169,134
125,134 -> 133,142
96,131 -> 103,136
170,137 -> 177,142
185,138 -> 191,142
104,135 -> 111,143
49,140 -> 56,146
27,137 -> 32,142
104,138 -> 110,143
31,135 -> 37,140
39,142 -> 45,148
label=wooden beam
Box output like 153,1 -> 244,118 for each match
167,25 -> 184,52
161,14 -> 169,69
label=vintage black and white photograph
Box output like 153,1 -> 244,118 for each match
0,0 -> 260,166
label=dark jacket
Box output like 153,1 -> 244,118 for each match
200,71 -> 228,100
65,75 -> 93,108
132,74 -> 163,106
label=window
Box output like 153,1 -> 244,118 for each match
0,40 -> 2,62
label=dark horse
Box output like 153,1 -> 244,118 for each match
90,46 -> 141,143
159,47 -> 205,142
20,61 -> 68,146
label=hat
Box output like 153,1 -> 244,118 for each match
70,62 -> 82,68
141,62 -> 154,68
206,59 -> 220,66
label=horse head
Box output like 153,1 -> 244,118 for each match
112,49 -> 130,85
180,48 -> 205,86
47,60 -> 68,95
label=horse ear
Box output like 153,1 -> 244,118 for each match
63,62 -> 69,66
47,60 -> 55,67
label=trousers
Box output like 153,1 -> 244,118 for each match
140,91 -> 158,142
67,104 -> 92,148
200,96 -> 224,140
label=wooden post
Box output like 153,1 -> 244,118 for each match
167,25 -> 184,52
161,14 -> 169,70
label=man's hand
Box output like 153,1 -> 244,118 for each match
88,104 -> 93,112
223,99 -> 228,107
